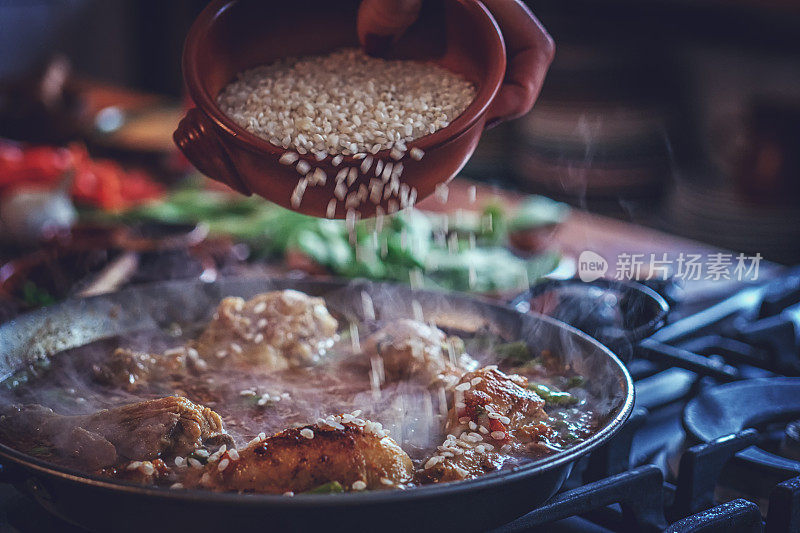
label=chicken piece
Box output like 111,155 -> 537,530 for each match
182,418 -> 413,494
91,348 -> 158,391
78,396 -> 232,460
363,319 -> 476,388
418,366 -> 551,483
90,347 -> 206,391
0,396 -> 231,471
0,404 -> 118,471
193,290 -> 338,370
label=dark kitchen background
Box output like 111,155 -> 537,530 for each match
3,0 -> 799,262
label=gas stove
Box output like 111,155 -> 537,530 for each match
1,269 -> 799,532
490,267 -> 800,533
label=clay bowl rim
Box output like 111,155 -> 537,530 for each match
182,0 -> 507,165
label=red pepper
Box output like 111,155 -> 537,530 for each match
489,418 -> 507,434
0,143 -> 70,191
0,140 -> 164,210
120,170 -> 165,204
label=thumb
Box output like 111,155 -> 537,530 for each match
357,0 -> 422,56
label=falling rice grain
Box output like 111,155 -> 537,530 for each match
361,291 -> 375,321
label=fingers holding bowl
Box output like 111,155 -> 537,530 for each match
481,0 -> 555,126
357,0 -> 424,56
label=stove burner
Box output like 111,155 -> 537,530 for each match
511,278 -> 669,359
781,420 -> 800,461
684,378 -> 800,480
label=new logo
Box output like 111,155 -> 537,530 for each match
578,250 -> 608,282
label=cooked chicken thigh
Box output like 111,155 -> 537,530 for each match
181,417 -> 413,494
363,319 -> 476,388
91,291 -> 339,390
193,290 -> 339,370
80,396 -> 231,460
418,367 -> 551,483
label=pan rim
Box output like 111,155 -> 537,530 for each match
0,277 -> 634,506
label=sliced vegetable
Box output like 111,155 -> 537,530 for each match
494,341 -> 531,363
425,248 -> 559,293
528,384 -> 580,406
302,481 -> 345,494
560,375 -> 586,390
446,336 -> 466,358
480,203 -> 507,245
119,185 -> 563,293
508,196 -> 570,232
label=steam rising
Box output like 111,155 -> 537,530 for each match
0,279 -> 626,473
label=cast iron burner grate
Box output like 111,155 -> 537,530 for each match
493,421 -> 799,532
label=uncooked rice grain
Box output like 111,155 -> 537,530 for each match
217,48 -> 475,157
279,151 -> 299,165
295,160 -> 311,175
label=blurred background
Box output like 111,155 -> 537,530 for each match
0,0 -> 799,320
3,0 -> 799,262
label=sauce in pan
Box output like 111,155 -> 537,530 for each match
0,290 -> 598,494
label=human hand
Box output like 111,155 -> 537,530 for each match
357,0 -> 555,125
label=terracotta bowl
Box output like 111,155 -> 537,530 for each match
174,0 -> 506,219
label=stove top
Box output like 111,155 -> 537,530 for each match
2,269 -> 800,532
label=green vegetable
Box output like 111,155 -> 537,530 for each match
302,481 -> 345,494
21,281 -> 56,307
529,384 -> 579,406
494,341 -> 532,362
116,184 -> 563,293
480,203 -> 507,245
28,445 -> 54,457
560,375 -> 586,390
508,196 -> 570,232
550,419 -> 581,442
424,248 -> 559,293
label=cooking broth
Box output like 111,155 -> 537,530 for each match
0,289 -> 599,493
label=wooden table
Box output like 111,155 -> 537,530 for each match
419,178 -> 780,302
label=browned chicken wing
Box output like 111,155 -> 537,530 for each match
363,319 -> 476,388
193,290 -> 339,370
0,396 -> 230,471
418,366 -> 551,483
180,417 -> 413,494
